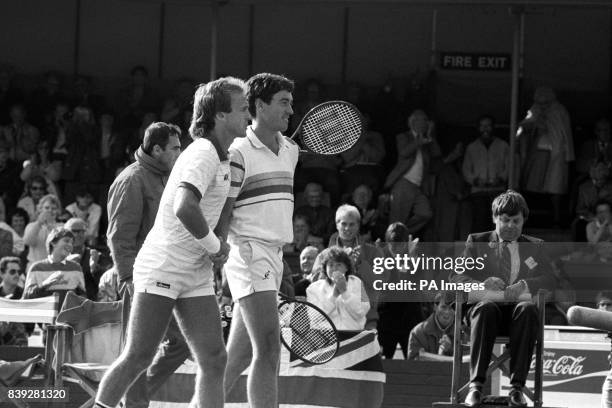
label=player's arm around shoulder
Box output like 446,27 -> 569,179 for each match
215,197 -> 236,241
216,147 -> 245,240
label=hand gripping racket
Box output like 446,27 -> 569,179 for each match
291,100 -> 363,155
278,293 -> 339,364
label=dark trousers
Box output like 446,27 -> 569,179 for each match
468,300 -> 539,386
120,283 -> 191,408
378,331 -> 409,359
389,179 -> 432,235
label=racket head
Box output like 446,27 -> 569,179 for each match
278,298 -> 339,365
293,100 -> 363,155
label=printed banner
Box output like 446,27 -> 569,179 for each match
150,330 -> 385,408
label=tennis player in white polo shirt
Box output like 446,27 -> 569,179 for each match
217,73 -> 298,408
95,77 -> 249,408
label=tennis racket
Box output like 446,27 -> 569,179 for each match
278,292 -> 339,364
291,100 -> 363,155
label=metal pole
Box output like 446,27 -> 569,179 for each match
341,7 -> 350,84
509,8 -> 522,189
248,4 -> 255,76
210,0 -> 219,81
430,8 -> 438,69
158,2 -> 166,79
73,0 -> 81,75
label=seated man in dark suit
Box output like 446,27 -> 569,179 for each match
453,190 -> 555,407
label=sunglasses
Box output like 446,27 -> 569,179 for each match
30,186 -> 45,191
5,269 -> 19,275
599,302 -> 612,308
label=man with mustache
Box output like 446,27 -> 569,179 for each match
452,190 -> 555,407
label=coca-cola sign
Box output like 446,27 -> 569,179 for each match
524,349 -> 608,393
530,351 -> 586,377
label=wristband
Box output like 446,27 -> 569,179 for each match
197,230 -> 221,254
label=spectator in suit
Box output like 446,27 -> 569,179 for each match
453,190 -> 555,407
384,109 -> 440,236
293,246 -> 320,297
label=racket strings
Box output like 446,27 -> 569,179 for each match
301,103 -> 362,155
279,302 -> 337,364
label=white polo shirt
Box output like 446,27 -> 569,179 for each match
228,126 -> 299,247
134,137 -> 230,274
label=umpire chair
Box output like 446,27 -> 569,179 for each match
433,289 -> 551,408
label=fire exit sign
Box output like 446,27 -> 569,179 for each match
440,52 -> 511,71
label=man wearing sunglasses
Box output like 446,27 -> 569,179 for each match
0,256 -> 23,299
0,256 -> 28,346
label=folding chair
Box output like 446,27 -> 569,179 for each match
54,291 -> 122,408
0,294 -> 62,408
434,290 -> 549,408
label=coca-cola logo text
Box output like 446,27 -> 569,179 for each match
530,352 -> 586,377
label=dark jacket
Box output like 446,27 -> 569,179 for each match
407,313 -> 454,360
384,130 -> 441,189
107,147 -> 169,283
453,230 -> 555,295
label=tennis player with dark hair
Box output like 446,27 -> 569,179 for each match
95,77 -> 249,408
453,190 -> 555,407
217,73 -> 299,408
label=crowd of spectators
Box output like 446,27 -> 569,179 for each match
0,65 -> 610,358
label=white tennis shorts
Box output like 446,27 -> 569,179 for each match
225,239 -> 283,301
133,246 -> 215,299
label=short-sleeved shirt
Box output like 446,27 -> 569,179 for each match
227,127 -> 299,247
134,137 -> 230,274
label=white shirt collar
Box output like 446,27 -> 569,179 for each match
246,126 -> 285,151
